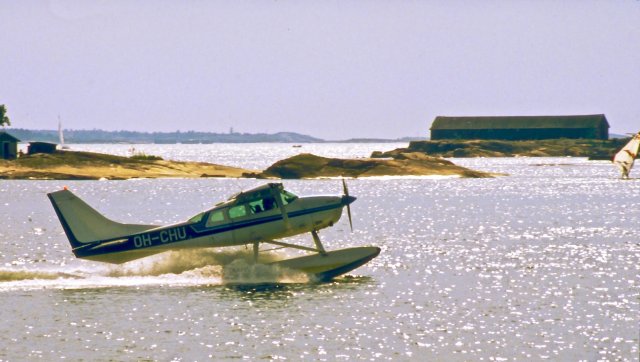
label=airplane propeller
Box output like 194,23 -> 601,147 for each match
342,178 -> 354,232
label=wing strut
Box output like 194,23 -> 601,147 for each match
253,241 -> 259,262
271,184 -> 291,230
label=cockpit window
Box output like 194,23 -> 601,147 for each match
229,204 -> 247,219
262,196 -> 276,211
249,196 -> 277,214
280,190 -> 298,205
206,210 -> 226,227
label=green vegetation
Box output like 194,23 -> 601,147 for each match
14,151 -> 147,168
0,105 -> 10,127
129,153 -> 163,161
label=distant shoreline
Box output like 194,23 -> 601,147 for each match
6,128 -> 425,144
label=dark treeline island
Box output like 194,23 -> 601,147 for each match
373,138 -> 628,160
9,129 -> 424,144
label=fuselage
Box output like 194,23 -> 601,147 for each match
73,184 -> 354,263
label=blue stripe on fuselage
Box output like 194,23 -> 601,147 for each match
73,201 -> 344,258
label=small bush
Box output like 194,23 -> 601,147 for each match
129,153 -> 163,161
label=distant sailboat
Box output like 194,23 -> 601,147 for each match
58,117 -> 70,150
613,132 -> 640,179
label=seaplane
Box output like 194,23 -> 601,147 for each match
613,132 -> 640,179
47,182 -> 380,281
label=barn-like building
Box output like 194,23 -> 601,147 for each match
0,131 -> 20,160
430,115 -> 610,140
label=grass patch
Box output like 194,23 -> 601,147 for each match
129,153 -> 163,161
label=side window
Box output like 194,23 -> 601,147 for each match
249,200 -> 264,214
248,195 -> 279,214
206,210 -> 226,227
229,204 -> 247,219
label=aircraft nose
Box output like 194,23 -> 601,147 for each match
341,195 -> 357,206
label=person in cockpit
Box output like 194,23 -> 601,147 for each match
263,196 -> 275,211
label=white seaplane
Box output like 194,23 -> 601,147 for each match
613,132 -> 640,179
48,182 -> 380,281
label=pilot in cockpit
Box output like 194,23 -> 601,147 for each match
263,197 -> 275,211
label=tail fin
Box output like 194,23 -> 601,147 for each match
48,189 -> 157,248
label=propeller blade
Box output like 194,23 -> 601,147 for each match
342,178 -> 349,197
342,178 -> 353,232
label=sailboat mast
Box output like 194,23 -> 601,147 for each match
58,116 -> 65,146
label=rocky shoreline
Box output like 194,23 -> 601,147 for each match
0,151 -> 254,180
6,137 -> 622,180
7,139 -> 627,180
0,149 -> 494,180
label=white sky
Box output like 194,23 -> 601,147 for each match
1,0 -> 638,139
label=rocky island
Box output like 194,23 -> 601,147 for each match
247,152 -> 493,179
372,138 -> 627,159
0,150 -> 493,180
0,151 -> 254,180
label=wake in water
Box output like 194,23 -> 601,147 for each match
0,248 -> 309,291
107,248 -> 309,282
0,269 -> 78,282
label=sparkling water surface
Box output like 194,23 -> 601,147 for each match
1,144 -> 639,361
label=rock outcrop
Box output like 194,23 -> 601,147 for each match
250,153 -> 493,179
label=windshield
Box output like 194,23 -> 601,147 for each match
280,190 -> 298,205
188,212 -> 205,223
189,185 -> 298,223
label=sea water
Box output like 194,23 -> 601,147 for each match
1,144 -> 639,361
